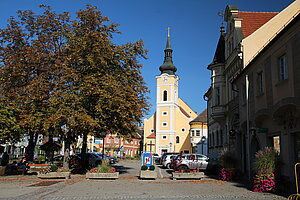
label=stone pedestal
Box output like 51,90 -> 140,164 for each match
37,172 -> 71,179
86,172 -> 119,179
172,172 -> 204,180
139,170 -> 157,179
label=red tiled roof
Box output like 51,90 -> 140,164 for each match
147,132 -> 156,139
238,12 -> 278,38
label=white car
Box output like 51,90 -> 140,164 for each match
161,154 -> 179,169
174,154 -> 209,172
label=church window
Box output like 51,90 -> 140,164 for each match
191,130 -> 195,137
150,129 -> 154,133
181,128 -> 185,132
162,122 -> 168,127
196,130 -> 200,136
162,111 -> 168,116
162,135 -> 167,140
163,90 -> 168,101
176,136 -> 180,144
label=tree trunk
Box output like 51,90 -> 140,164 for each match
26,131 -> 37,161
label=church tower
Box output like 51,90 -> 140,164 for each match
155,28 -> 179,154
143,28 -> 198,156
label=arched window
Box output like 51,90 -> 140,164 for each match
176,136 -> 180,144
163,90 -> 168,101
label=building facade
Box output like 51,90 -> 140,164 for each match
144,30 -> 198,155
205,0 -> 300,189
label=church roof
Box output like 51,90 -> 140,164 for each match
238,11 -> 278,38
159,28 -> 177,75
147,132 -> 156,139
190,109 -> 207,123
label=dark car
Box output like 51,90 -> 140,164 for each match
96,153 -> 117,164
53,155 -> 80,168
76,152 -> 103,168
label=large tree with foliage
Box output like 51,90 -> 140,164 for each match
0,5 -> 149,167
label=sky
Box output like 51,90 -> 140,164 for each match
0,0 -> 295,120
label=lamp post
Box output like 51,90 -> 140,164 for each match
169,142 -> 172,152
201,136 -> 206,155
99,132 -> 106,159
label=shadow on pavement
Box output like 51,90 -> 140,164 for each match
112,164 -> 133,174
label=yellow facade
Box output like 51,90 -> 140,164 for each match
144,72 -> 198,155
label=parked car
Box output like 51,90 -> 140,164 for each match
53,155 -> 80,168
161,153 -> 179,169
95,153 -> 118,164
76,152 -> 103,168
152,153 -> 160,164
174,154 -> 209,172
170,154 -> 189,169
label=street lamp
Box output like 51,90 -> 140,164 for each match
99,132 -> 106,159
169,142 -> 172,152
201,136 -> 206,155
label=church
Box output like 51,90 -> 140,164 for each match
143,30 -> 205,156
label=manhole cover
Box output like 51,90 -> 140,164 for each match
29,181 -> 62,187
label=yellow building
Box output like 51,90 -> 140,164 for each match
144,30 -> 198,155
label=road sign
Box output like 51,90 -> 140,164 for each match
141,153 -> 153,167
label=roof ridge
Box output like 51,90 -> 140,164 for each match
239,11 -> 279,14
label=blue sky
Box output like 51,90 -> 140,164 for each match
0,0 -> 294,119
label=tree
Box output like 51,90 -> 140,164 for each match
0,5 -> 149,168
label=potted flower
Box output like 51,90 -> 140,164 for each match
253,147 -> 279,193
37,165 -> 71,179
86,161 -> 118,179
139,165 -> 157,179
219,148 -> 237,181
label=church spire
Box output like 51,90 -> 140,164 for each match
159,27 -> 177,75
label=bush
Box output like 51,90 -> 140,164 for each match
50,165 -> 58,172
254,147 -> 279,174
219,148 -> 236,169
149,165 -> 155,171
253,147 -> 279,193
141,165 -> 148,170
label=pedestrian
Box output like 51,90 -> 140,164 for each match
1,152 -> 9,166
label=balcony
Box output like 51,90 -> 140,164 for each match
211,105 -> 226,124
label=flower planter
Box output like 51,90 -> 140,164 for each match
172,172 -> 204,180
86,172 -> 119,179
139,170 -> 157,179
37,172 -> 71,179
0,166 -> 6,176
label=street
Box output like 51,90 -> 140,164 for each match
0,160 -> 287,200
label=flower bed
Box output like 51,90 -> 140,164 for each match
37,166 -> 71,179
219,168 -> 236,181
253,173 -> 276,192
86,162 -> 118,179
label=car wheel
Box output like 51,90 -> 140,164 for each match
166,163 -> 170,169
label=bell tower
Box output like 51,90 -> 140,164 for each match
155,28 -> 179,154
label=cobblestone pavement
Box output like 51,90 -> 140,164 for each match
0,160 -> 287,200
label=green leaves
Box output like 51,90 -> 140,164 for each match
0,4 -> 149,144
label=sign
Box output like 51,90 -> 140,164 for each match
141,153 -> 153,167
